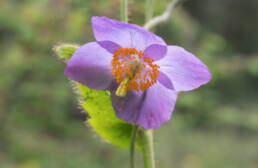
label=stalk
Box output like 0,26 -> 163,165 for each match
130,125 -> 139,168
120,0 -> 128,22
140,129 -> 155,168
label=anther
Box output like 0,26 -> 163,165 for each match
112,47 -> 160,92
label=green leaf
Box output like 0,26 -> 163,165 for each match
53,43 -> 80,60
78,83 -> 142,149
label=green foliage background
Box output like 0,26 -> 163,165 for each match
0,0 -> 258,168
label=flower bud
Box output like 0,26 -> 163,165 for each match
53,43 -> 80,60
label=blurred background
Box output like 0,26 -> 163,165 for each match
0,0 -> 258,167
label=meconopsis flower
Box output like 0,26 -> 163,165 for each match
64,16 -> 212,129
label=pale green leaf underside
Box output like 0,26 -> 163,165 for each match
78,83 -> 141,150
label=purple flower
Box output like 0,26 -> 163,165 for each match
64,16 -> 212,129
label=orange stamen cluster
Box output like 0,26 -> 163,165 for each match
111,48 -> 160,91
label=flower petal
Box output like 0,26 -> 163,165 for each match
64,42 -> 114,90
144,44 -> 167,61
91,16 -> 166,51
97,40 -> 121,54
111,82 -> 177,129
157,71 -> 174,90
156,46 -> 212,92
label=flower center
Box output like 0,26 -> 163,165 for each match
111,48 -> 160,94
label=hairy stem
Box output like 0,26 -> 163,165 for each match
140,129 -> 155,168
120,0 -> 128,22
144,0 -> 183,30
130,125 -> 139,168
145,0 -> 154,22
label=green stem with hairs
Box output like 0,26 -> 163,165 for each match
130,125 -> 139,168
120,0 -> 128,22
145,0 -> 154,22
140,129 -> 155,168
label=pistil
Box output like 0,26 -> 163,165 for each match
115,75 -> 131,97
